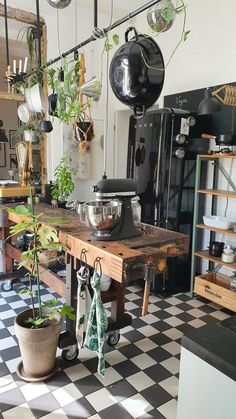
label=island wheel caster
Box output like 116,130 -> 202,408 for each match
106,330 -> 120,347
61,344 -> 79,361
1,280 -> 13,292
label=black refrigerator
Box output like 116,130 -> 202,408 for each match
127,108 -> 211,294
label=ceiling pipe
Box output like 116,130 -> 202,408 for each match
36,0 -> 42,67
94,0 -> 98,28
4,0 -> 9,66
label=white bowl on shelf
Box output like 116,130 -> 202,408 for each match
203,215 -> 234,230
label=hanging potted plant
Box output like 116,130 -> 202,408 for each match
18,121 -> 41,143
51,154 -> 77,208
8,202 -> 75,381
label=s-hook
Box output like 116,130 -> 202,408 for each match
93,256 -> 102,278
80,248 -> 88,267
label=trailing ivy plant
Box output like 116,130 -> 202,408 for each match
51,154 -> 77,203
8,200 -> 75,329
131,0 -> 190,70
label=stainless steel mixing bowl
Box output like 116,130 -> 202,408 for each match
85,200 -> 122,231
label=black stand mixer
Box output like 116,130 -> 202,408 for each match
86,178 -> 143,241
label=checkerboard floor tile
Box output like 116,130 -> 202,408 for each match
0,281 -> 232,418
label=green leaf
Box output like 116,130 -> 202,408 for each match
104,39 -> 113,51
25,316 -> 47,328
112,34 -> 119,46
14,205 -> 33,215
183,30 -> 191,41
60,303 -> 75,320
38,226 -> 59,248
42,297 -> 59,307
162,4 -> 174,23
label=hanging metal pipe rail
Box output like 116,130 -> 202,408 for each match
4,0 -> 9,65
35,0 -> 161,71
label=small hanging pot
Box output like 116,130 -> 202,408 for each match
109,26 -> 165,119
48,93 -> 58,116
75,120 -> 94,142
40,120 -> 53,133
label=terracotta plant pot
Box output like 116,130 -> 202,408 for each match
15,308 -> 61,381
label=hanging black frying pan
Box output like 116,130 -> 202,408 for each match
109,27 -> 165,119
201,133 -> 236,145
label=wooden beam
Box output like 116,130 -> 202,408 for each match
0,90 -> 24,101
0,2 -> 45,25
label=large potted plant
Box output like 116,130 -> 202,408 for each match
51,154 -> 77,208
8,202 -> 75,382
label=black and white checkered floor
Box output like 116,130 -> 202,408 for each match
0,280 -> 232,419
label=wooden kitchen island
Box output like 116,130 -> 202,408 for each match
0,203 -> 189,358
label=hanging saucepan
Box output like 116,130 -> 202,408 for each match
201,133 -> 236,145
109,27 -> 165,119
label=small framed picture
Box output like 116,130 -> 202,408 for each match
0,143 -> 6,167
10,154 -> 18,169
9,130 -> 19,149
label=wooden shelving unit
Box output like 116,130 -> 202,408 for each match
195,250 -> 236,270
196,224 -> 236,238
197,189 -> 236,198
191,154 -> 236,312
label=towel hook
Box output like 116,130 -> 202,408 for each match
80,248 -> 88,267
93,256 -> 102,278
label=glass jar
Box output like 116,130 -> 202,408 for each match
131,197 -> 141,222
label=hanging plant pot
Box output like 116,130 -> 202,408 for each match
76,121 -> 94,142
39,120 -> 53,133
25,83 -> 46,114
48,93 -> 58,116
24,130 -> 38,143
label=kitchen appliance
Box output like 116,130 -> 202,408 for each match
127,107 -> 211,293
86,178 -> 142,241
109,27 -> 165,119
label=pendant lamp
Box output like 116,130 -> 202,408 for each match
198,87 -> 222,115
47,0 -> 71,9
0,121 -> 8,143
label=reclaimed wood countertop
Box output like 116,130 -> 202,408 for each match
1,203 -> 189,283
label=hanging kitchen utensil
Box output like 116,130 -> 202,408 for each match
76,250 -> 92,350
80,77 -> 101,101
109,27 -> 165,119
17,102 -> 32,124
16,141 -> 30,186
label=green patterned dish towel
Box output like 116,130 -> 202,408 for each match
84,270 -> 108,376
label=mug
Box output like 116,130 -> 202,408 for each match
208,241 -> 225,257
